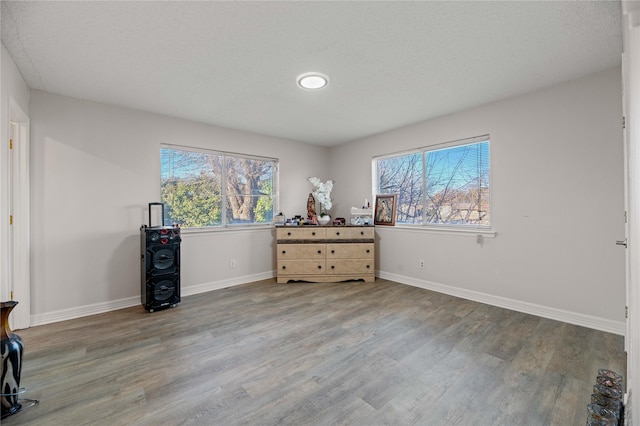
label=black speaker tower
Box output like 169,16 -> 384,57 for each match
140,202 -> 181,312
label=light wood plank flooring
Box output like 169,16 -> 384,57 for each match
4,279 -> 625,425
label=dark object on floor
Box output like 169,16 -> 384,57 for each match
140,202 -> 181,312
1,301 -> 23,418
586,369 -> 624,426
1,301 -> 38,419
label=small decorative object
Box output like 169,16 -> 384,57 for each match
308,177 -> 333,225
1,301 -> 24,418
318,215 -> 331,225
306,193 -> 316,218
350,206 -> 373,226
586,369 -> 624,425
374,194 -> 397,226
274,212 -> 285,225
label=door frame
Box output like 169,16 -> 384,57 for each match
622,1 -> 640,419
6,97 -> 30,329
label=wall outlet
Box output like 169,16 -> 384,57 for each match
419,260 -> 425,269
229,259 -> 236,269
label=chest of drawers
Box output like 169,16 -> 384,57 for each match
276,226 -> 375,283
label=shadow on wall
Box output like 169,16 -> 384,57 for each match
107,233 -> 140,300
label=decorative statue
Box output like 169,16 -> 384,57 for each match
307,193 -> 316,218
307,177 -> 333,216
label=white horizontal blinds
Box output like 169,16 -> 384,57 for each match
161,143 -> 276,163
373,134 -> 489,161
424,138 -> 490,226
429,134 -> 489,151
161,147 -> 221,181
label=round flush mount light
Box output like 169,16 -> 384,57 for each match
296,72 -> 329,90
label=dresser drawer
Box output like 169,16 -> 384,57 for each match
278,260 -> 325,275
277,244 -> 324,259
325,227 -> 349,240
326,259 -> 374,275
326,243 -> 374,259
344,227 -> 374,239
325,227 -> 374,240
277,227 -> 325,241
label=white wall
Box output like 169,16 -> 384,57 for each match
1,44 -> 30,115
330,67 -> 626,333
29,90 -> 329,324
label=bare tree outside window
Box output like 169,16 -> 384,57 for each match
161,147 -> 276,228
225,156 -> 274,224
375,138 -> 490,227
377,153 -> 423,224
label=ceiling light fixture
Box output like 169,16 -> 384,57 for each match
296,72 -> 329,90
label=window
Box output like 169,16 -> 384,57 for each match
161,146 -> 277,228
375,136 -> 490,228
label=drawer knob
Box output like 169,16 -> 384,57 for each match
282,250 -> 286,254
282,266 -> 286,270
366,265 -> 370,269
287,232 -> 291,236
331,250 -> 335,254
360,231 -> 364,235
366,249 -> 370,253
336,232 -> 340,236
331,265 -> 335,269
318,250 -> 322,254
312,232 -> 316,236
317,265 -> 322,269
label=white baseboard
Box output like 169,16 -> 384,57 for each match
29,271 -> 274,327
180,272 -> 274,297
30,296 -> 139,327
378,271 -> 625,336
30,270 -> 625,336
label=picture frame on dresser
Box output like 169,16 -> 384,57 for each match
374,194 -> 397,226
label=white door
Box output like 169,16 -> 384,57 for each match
622,1 -> 640,420
622,53 -> 631,354
8,100 -> 30,330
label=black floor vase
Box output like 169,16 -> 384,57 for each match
1,301 -> 23,418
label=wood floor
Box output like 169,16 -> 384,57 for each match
4,279 -> 625,426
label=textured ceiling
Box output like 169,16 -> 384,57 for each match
1,1 -> 622,146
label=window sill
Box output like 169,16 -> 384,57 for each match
378,224 -> 496,238
180,224 -> 274,236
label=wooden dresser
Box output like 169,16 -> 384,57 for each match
276,225 -> 375,283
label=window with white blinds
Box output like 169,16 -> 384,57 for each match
374,135 -> 490,228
